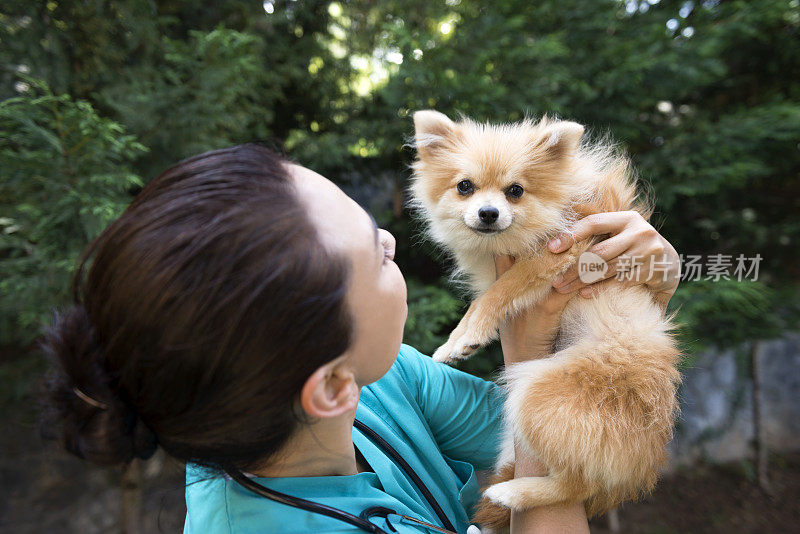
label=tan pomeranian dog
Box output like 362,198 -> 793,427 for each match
408,110 -> 682,529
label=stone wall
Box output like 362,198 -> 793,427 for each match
668,331 -> 800,468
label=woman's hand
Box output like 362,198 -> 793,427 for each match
548,211 -> 681,310
494,255 -> 578,366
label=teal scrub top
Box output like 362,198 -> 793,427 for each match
184,343 -> 507,533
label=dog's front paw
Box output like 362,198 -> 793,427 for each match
452,333 -> 484,360
432,342 -> 456,363
453,318 -> 498,359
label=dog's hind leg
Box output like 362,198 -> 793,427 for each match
472,463 -> 514,532
483,472 -> 579,510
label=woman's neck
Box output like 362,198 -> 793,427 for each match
249,410 -> 363,478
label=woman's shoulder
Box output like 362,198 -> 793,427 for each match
390,343 -> 430,380
360,343 -> 440,412
379,343 -> 443,387
183,465 -> 231,533
374,343 -> 497,403
393,343 -> 429,370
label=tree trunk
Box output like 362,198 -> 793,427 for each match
607,507 -> 620,533
120,460 -> 143,534
751,339 -> 771,493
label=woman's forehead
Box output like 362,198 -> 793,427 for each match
288,164 -> 374,256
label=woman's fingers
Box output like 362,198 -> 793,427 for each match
548,210 -> 681,298
562,246 -> 679,297
552,230 -> 638,287
496,208 -> 681,310
554,254 -> 634,295
548,211 -> 642,253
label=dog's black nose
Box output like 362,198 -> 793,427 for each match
478,206 -> 499,224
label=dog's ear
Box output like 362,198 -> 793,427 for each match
538,120 -> 584,158
413,110 -> 455,158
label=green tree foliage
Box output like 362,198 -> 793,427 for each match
99,28 -> 279,179
403,278 -> 465,356
0,78 -> 145,346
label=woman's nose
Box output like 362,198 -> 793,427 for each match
378,228 -> 396,260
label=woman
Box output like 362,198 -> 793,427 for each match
42,143 -> 681,533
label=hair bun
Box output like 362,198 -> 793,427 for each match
41,305 -> 158,466
128,411 -> 159,461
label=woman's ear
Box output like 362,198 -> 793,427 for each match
299,362 -> 359,420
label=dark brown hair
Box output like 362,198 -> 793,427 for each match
41,144 -> 353,472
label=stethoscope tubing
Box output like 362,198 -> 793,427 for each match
353,419 -> 457,532
225,468 -> 390,533
224,418 -> 458,533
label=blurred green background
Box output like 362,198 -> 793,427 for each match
1,1 -> 799,532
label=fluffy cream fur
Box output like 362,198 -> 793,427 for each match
408,110 -> 682,529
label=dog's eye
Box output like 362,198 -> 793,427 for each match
506,183 -> 524,199
456,179 -> 474,195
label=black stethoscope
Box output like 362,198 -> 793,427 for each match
225,419 -> 459,534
